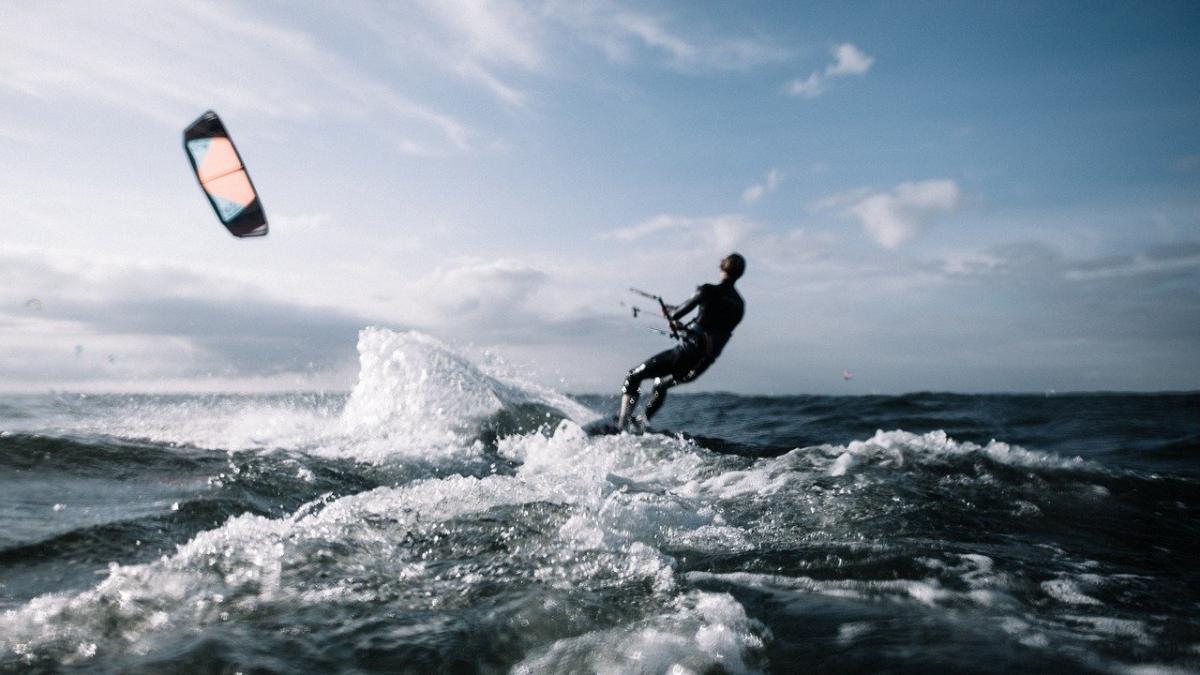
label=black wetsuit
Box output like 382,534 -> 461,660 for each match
622,280 -> 744,421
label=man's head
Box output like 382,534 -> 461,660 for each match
720,253 -> 745,282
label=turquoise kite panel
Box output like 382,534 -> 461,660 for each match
211,194 -> 246,221
186,138 -> 211,166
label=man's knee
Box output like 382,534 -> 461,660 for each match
652,376 -> 674,394
622,376 -> 637,397
623,365 -> 646,396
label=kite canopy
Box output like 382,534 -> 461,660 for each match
183,110 -> 267,237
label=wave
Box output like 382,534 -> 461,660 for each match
4,330 -> 595,465
0,431 -> 214,474
332,328 -> 595,462
0,330 -> 758,668
0,421 -> 765,671
2,330 -> 1196,672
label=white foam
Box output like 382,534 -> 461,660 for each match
837,430 -> 1091,473
326,328 -> 597,463
679,429 -> 1094,503
677,447 -> 821,500
1000,617 -> 1051,649
511,591 -> 768,675
1062,614 -> 1152,645
3,475 -> 547,656
72,395 -> 341,453
685,570 -> 1006,609
837,621 -> 873,645
1,417 -> 758,661
339,329 -> 506,444
46,328 -> 596,465
1121,666 -> 1200,675
1041,578 -> 1103,606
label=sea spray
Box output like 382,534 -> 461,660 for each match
1,334 -> 1196,672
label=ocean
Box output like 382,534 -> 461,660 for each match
1,328 -> 1197,674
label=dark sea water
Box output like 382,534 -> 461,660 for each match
1,329 -> 1197,674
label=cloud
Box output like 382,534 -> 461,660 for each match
809,186 -> 874,212
342,0 -> 544,107
785,42 -> 874,98
785,72 -> 825,98
1064,242 -> 1200,280
0,1 -> 476,154
548,1 -> 790,72
608,214 -> 691,241
845,180 -> 961,249
602,211 -> 838,280
272,213 -> 334,232
0,249 -> 375,389
0,119 -> 43,144
605,214 -> 758,251
825,43 -> 874,76
392,257 -> 625,349
610,10 -> 699,64
742,168 -> 782,204
932,240 -> 1200,346
413,258 -> 548,318
416,0 -> 543,72
340,0 -> 789,109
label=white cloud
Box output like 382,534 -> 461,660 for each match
342,0 -> 788,108
810,186 -> 874,212
825,43 -> 874,76
0,248 -> 372,391
606,214 -> 757,251
548,1 -> 790,72
0,1 -> 476,153
273,213 -> 333,232
416,0 -> 543,71
785,42 -> 873,98
785,72 -> 824,98
1065,249 -> 1200,280
742,168 -> 782,204
709,215 -> 758,251
412,258 -> 548,319
350,0 -> 544,107
612,10 -> 699,64
846,180 -> 961,249
0,119 -> 43,144
608,214 -> 691,241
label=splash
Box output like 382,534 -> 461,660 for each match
33,328 -> 595,462
681,429 -> 1096,502
1,416 -> 762,671
332,328 -> 596,461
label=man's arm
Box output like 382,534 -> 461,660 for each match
667,286 -> 705,322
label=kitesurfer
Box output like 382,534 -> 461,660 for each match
618,253 -> 746,430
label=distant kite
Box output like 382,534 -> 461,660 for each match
183,110 -> 267,237
25,298 -> 43,311
842,369 -> 853,381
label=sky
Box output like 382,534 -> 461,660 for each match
1,0 -> 1198,395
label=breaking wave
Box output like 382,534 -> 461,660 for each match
1,329 -> 1196,673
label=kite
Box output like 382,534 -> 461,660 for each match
183,110 -> 267,237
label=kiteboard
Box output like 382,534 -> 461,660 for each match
582,416 -> 655,436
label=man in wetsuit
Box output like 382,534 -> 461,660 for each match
618,253 -> 745,430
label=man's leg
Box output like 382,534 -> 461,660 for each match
643,355 -> 713,422
643,375 -> 676,421
619,347 -> 680,429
